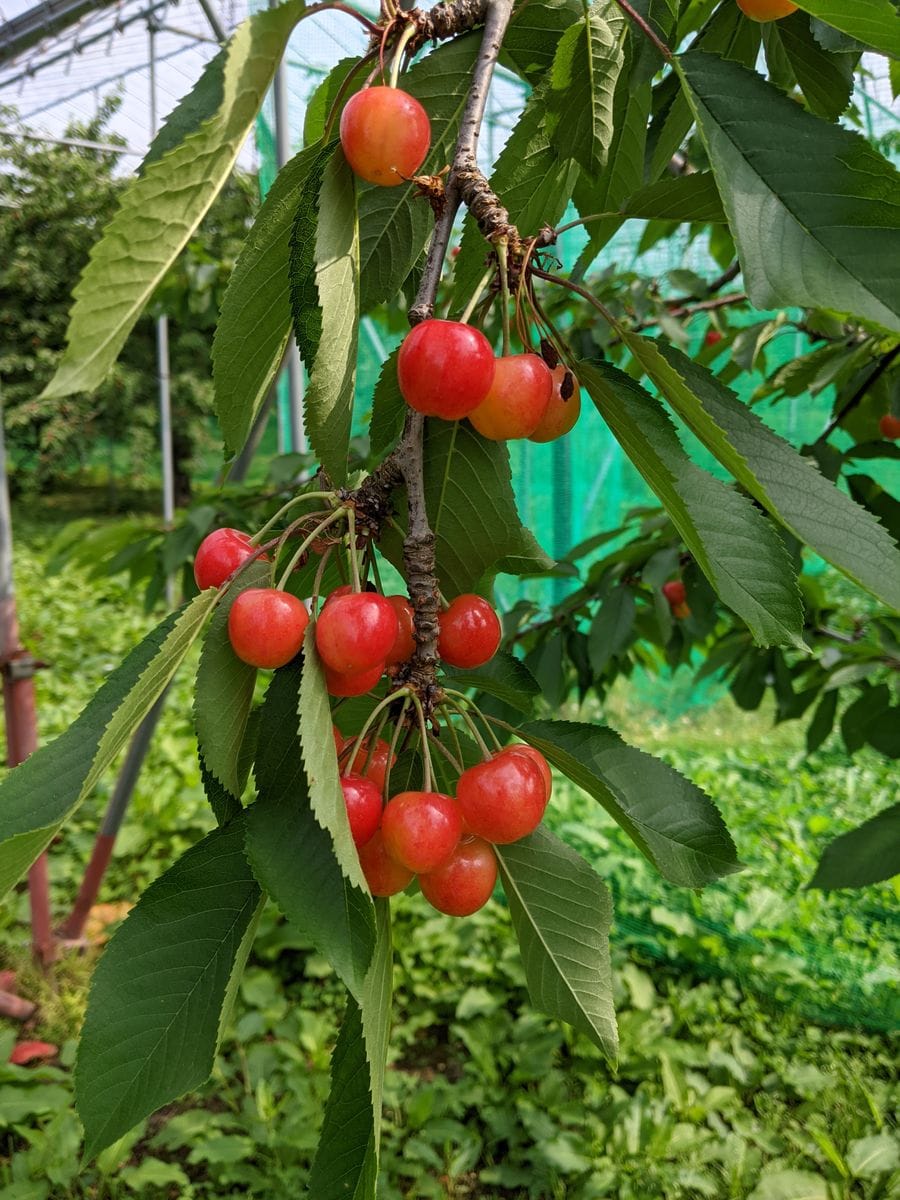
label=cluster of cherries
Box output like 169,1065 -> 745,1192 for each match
193,526 -> 503,686
336,728 -> 552,917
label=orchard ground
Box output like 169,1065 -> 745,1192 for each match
0,502 -> 897,1200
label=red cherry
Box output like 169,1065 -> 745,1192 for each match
419,837 -> 498,916
323,584 -> 354,607
879,414 -> 900,439
468,353 -> 553,441
736,0 -> 797,21
456,754 -> 547,844
343,736 -> 396,791
339,86 -> 431,187
385,595 -> 416,665
381,791 -> 462,873
662,580 -> 687,608
316,593 -> 399,675
704,328 -> 723,347
194,528 -> 258,590
324,661 -> 385,697
501,745 -> 552,802
358,830 -> 414,897
340,774 -> 383,848
529,364 -> 581,443
227,588 -> 308,669
438,594 -> 501,669
398,320 -> 496,419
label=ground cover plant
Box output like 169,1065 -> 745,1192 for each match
1,0 -> 899,1193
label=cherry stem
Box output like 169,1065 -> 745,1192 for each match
383,695 -> 411,799
366,543 -> 384,594
411,694 -> 434,791
497,238 -> 511,356
611,0 -> 673,62
388,21 -> 417,88
553,210 -> 618,237
251,491 -> 336,546
427,730 -> 463,775
441,697 -> 491,759
459,266 -> 495,324
444,688 -> 503,750
321,48 -> 378,142
310,544 -> 334,615
312,0 -> 382,36
346,688 -> 411,782
276,508 -> 348,590
346,508 -> 362,592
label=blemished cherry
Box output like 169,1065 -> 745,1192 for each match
339,86 -> 431,187
343,736 -> 396,791
316,592 -> 399,675
358,830 -> 414,897
340,774 -> 383,848
325,661 -> 384,697
227,588 -> 309,669
438,594 -> 501,669
735,0 -> 797,19
469,353 -> 553,441
381,791 -> 462,873
194,528 -> 258,590
501,745 -> 552,802
529,365 -> 581,444
385,595 -> 416,665
879,414 -> 900,439
398,320 -> 496,419
419,837 -> 498,916
456,753 -> 547,844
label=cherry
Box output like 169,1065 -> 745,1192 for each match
456,753 -> 547,844
340,773 -> 383,848
438,594 -> 501,669
385,595 -> 416,665
419,836 -> 498,917
194,528 -> 258,590
735,0 -> 797,19
662,580 -> 691,620
469,353 -> 553,441
339,86 -> 431,187
358,829 -> 414,897
316,592 -> 399,675
879,414 -> 900,439
529,365 -> 581,444
704,329 -> 723,347
398,320 -> 496,419
325,661 -> 385,697
501,745 -> 552,802
342,735 -> 396,791
227,588 -> 308,669
381,791 -> 462,873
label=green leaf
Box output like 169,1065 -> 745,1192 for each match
497,827 -> 617,1060
748,1171 -> 828,1200
298,152 -> 360,483
213,141 -> 333,458
442,651 -> 541,714
545,0 -> 626,175
303,57 -> 360,146
194,561 -> 268,795
774,11 -> 855,121
200,752 -> 242,827
624,340 -> 900,612
42,0 -> 306,399
308,901 -> 392,1200
287,141 -> 338,373
0,594 -> 216,899
678,51 -> 900,332
809,803 -> 900,890
298,628 -> 370,891
618,171 -> 725,222
588,586 -> 636,673
846,1134 -> 900,1179
520,719 -> 742,886
795,0 -> 900,59
806,689 -> 837,755
582,361 -> 804,647
244,660 -> 374,999
76,819 -> 262,1158
369,347 -> 405,458
502,0 -> 582,85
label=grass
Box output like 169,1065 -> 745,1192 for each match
0,505 -> 897,1199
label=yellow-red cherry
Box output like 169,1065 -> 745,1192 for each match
438,594 -> 501,669
324,661 -> 385,697
339,86 -> 431,187
227,588 -> 309,669
662,580 -> 686,608
501,745 -> 552,803
340,773 -> 383,848
316,592 -> 399,675
381,791 -> 462,873
342,735 -> 396,791
398,320 -> 496,419
529,365 -> 581,444
736,0 -> 797,19
469,353 -> 553,441
419,837 -> 498,916
385,595 -> 416,665
456,753 -> 547,844
194,528 -> 257,590
358,829 -> 414,897
879,414 -> 900,439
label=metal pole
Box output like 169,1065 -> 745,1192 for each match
196,0 -> 227,44
0,392 -> 52,965
270,0 -> 307,455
